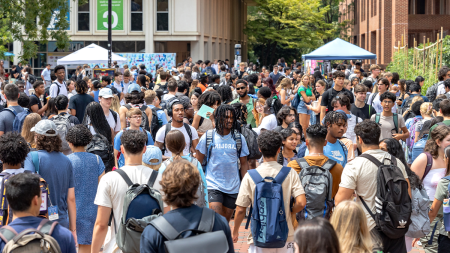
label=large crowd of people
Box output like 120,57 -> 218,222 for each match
0,58 -> 449,253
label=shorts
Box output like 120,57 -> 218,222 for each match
248,242 -> 295,253
208,189 -> 238,210
371,227 -> 406,253
296,100 -> 311,115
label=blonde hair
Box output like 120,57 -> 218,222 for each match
420,102 -> 433,116
111,95 -> 121,114
144,90 -> 156,104
142,161 -> 161,171
300,75 -> 310,89
330,201 -> 374,253
344,79 -> 350,85
21,113 -> 41,148
276,78 -> 292,92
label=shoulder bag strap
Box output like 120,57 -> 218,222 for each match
197,208 -> 215,232
358,196 -> 376,220
274,166 -> 291,184
423,152 -> 433,180
115,169 -> 133,187
147,170 -> 158,188
31,151 -> 40,174
150,216 -> 179,241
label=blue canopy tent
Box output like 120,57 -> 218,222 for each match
302,38 -> 377,61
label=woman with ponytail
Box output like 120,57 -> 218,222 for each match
158,130 -> 208,206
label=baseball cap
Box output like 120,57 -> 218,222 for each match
99,88 -> 114,98
128,83 -> 141,93
30,120 -> 58,136
142,146 -> 162,166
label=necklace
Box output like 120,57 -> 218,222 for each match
125,163 -> 142,166
219,133 -> 231,141
309,153 -> 324,156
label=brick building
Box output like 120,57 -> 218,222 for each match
339,0 -> 450,67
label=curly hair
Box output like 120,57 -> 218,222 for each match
125,91 -> 145,104
0,132 -> 30,165
66,125 -> 93,147
36,130 -> 62,153
161,159 -> 200,208
425,125 -> 450,159
75,79 -> 89,94
276,106 -> 295,125
354,120 -> 380,146
21,113 -> 41,148
120,129 -> 147,154
217,85 -> 233,104
306,124 -> 327,147
231,102 -> 247,124
198,90 -> 221,109
257,130 -> 282,158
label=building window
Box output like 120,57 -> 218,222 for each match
78,0 -> 90,31
157,0 -> 169,31
131,0 -> 143,31
137,41 -> 145,52
155,42 -> 166,53
417,0 -> 426,14
113,41 -> 136,52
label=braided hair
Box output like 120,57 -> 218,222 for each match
82,102 -> 112,144
214,104 -> 240,137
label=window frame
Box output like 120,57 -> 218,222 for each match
77,0 -> 90,31
131,0 -> 143,31
155,0 -> 169,32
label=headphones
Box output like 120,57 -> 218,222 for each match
167,99 -> 180,117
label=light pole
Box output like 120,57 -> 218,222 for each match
108,0 -> 112,67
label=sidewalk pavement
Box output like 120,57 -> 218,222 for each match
230,219 -> 426,253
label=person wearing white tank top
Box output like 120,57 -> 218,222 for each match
411,124 -> 450,253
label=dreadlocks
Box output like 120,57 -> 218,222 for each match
82,102 -> 112,144
214,104 -> 240,137
217,85 -> 233,104
231,102 -> 247,125
324,111 -> 347,128
198,90 -> 222,109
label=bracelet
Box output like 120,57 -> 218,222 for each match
70,228 -> 76,232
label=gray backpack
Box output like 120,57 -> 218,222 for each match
0,219 -> 62,253
296,158 -> 336,220
162,157 -> 207,207
150,208 -> 229,253
115,169 -> 163,253
405,187 -> 431,238
52,113 -> 72,151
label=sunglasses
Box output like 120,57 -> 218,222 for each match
236,87 -> 246,91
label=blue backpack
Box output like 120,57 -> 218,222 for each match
290,93 -> 300,108
411,135 -> 427,163
245,167 -> 290,248
12,108 -> 30,133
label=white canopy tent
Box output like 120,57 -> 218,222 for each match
56,43 -> 127,65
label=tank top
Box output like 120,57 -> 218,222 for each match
423,168 -> 446,200
93,90 -> 100,103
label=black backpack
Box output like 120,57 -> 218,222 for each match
28,74 -> 36,84
124,104 -> 150,131
157,83 -> 169,94
151,107 -> 162,140
86,133 -> 115,172
426,81 -> 441,102
240,124 -> 262,160
359,154 -> 412,239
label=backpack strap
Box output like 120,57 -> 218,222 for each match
375,113 -> 381,124
109,109 -> 118,124
115,169 -> 133,187
37,219 -> 58,236
124,104 -> 132,110
161,123 -> 172,154
296,158 -> 310,170
0,226 -> 18,243
197,208 -> 215,232
359,153 -> 383,168
147,170 -> 158,188
423,152 -> 433,180
204,130 -> 214,165
274,166 -> 291,184
183,123 -> 193,151
337,140 -> 348,164
247,169 -> 263,184
234,130 -> 242,157
322,159 -> 337,171
393,113 -> 399,133
150,216 -> 180,240
31,151 -> 40,174
4,108 -> 17,117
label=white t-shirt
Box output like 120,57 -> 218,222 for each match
162,94 -> 176,101
255,114 -> 277,135
344,114 -> 363,144
113,81 -> 123,93
49,80 -> 68,98
94,165 -> 165,253
105,110 -> 121,133
2,168 -> 25,175
155,124 -> 199,156
368,92 -> 397,114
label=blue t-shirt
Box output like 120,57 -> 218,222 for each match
114,127 -> 154,168
305,140 -> 348,167
159,156 -> 209,206
148,104 -> 168,125
140,205 -> 234,253
269,72 -> 282,84
401,94 -> 429,108
0,216 -> 76,253
196,129 -> 249,194
24,151 -> 75,228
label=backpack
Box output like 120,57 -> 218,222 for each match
245,167 -> 290,248
443,175 -> 450,232
407,117 -> 422,150
150,208 -> 229,253
114,169 -> 163,253
162,157 -> 207,208
374,113 -> 399,134
52,113 -> 72,152
124,104 -> 150,131
426,81 -> 441,102
43,82 -> 62,104
412,137 -> 429,163
368,92 -> 378,115
157,83 -> 169,94
86,133 -> 115,172
290,92 -> 300,108
12,108 -> 30,133
162,123 -> 193,155
0,219 -> 62,253
405,186 -> 430,238
295,158 -> 337,220
240,125 -> 262,160
402,110 -> 416,122
28,74 -> 36,85
359,154 -> 412,239
201,129 -> 242,168
150,107 -> 162,140
402,95 -> 414,112
0,152 -> 51,226
160,96 -> 178,111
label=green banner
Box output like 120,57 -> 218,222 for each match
97,0 -> 123,30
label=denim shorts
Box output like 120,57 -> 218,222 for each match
297,100 -> 311,115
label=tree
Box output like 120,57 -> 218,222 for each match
0,0 -> 80,62
245,0 -> 336,67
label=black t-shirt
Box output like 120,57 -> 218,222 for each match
29,94 -> 42,111
350,103 -> 376,120
320,87 -> 354,113
68,93 -> 95,123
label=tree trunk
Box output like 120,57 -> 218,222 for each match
269,41 -> 278,66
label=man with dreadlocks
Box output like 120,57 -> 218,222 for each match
305,111 -> 349,167
196,104 -> 250,222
